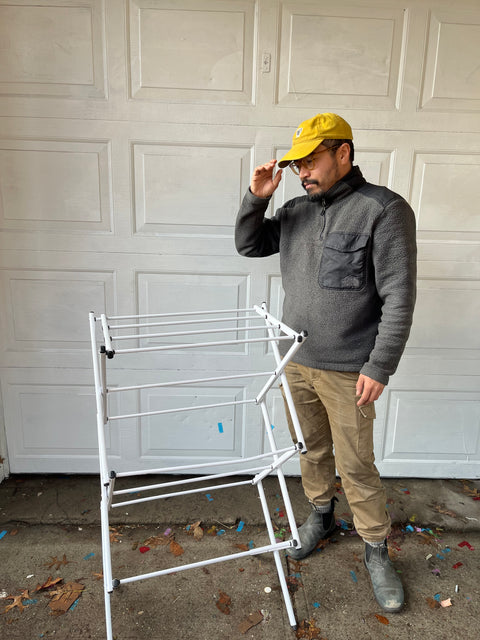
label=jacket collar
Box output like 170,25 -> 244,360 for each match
322,165 -> 366,205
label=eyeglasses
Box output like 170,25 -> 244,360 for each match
289,145 -> 341,175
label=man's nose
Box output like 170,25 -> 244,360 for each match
299,164 -> 310,179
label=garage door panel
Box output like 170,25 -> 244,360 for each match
133,142 -> 252,235
411,151 -> 480,240
1,370 -> 121,474
276,3 -> 406,110
0,0 -> 106,99
0,139 -> 113,232
380,387 -> 480,460
128,0 -> 256,104
409,279 -> 480,351
421,9 -> 480,111
0,269 -> 116,352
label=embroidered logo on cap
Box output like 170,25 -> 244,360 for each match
295,127 -> 303,138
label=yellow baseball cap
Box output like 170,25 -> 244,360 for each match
278,113 -> 353,168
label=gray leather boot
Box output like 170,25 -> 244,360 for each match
286,497 -> 337,560
364,540 -> 404,612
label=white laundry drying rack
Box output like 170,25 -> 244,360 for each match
89,303 -> 308,639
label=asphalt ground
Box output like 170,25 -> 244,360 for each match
1,474 -> 479,640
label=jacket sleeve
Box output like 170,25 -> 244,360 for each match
360,196 -> 417,385
235,189 -> 281,257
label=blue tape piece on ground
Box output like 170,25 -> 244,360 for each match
0,530 -> 8,540
206,494 -> 213,501
69,597 -> 81,612
83,552 -> 95,560
237,521 -> 245,532
350,570 -> 358,583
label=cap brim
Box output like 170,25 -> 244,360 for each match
278,139 -> 324,168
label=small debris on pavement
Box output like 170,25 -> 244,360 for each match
186,521 -> 204,540
44,555 -> 72,571
109,527 -> 123,543
458,540 -> 475,550
168,540 -> 184,557
215,590 -> 231,615
238,610 -> 263,633
295,617 -> 326,639
47,582 -> 85,616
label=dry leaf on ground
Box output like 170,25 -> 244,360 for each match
169,540 -> 184,557
374,613 -> 390,625
44,554 -> 72,570
144,535 -> 171,548
109,528 -> 123,543
295,617 -> 326,639
3,590 -> 31,614
35,576 -> 63,592
215,590 -> 232,615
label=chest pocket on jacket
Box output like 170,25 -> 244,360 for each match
319,232 -> 370,290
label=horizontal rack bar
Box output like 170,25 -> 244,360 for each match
116,539 -> 295,586
110,324 -> 272,342
108,371 -> 272,394
111,477 -> 254,508
108,398 -> 255,421
113,465 -> 267,496
113,334 -> 293,355
114,445 -> 297,478
108,314 -> 259,331
99,307 -> 255,322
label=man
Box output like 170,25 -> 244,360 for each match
235,113 -> 416,613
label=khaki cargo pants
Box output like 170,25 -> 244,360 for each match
282,362 -> 390,543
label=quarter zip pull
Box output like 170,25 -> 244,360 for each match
320,197 -> 327,238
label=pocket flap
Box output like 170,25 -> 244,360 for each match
324,232 -> 369,252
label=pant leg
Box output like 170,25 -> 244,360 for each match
310,369 -> 390,542
282,362 -> 336,506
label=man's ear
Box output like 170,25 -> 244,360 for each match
338,142 -> 351,166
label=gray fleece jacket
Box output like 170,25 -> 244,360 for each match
235,166 -> 417,385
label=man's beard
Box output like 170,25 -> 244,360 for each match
302,180 -> 324,201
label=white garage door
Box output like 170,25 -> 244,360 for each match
0,0 -> 479,479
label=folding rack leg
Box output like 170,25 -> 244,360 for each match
101,484 -> 114,640
256,479 -> 296,628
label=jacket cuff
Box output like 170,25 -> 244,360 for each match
359,363 -> 390,387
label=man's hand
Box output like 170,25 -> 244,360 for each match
250,160 -> 283,198
356,374 -> 385,406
